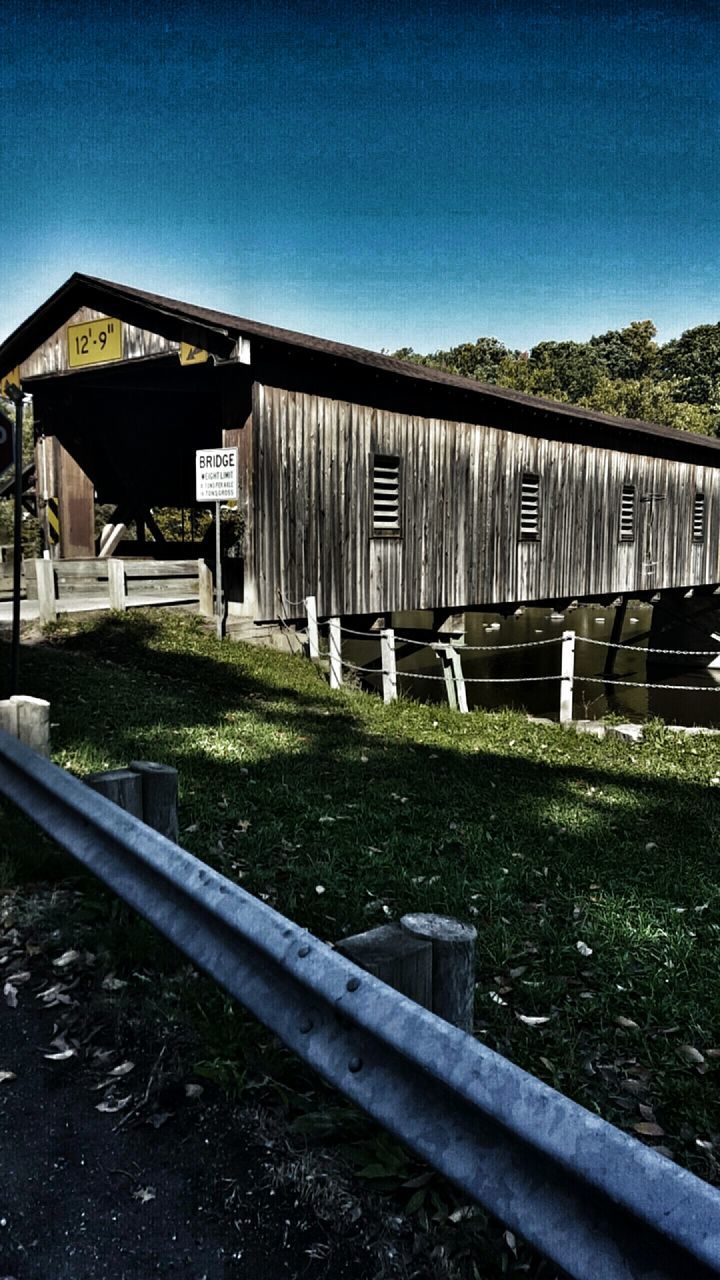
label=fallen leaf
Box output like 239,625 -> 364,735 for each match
96,1096 -> 132,1113
504,1230 -> 517,1253
44,1049 -> 76,1061
539,1056 -> 555,1072
4,983 -> 17,1008
705,1049 -> 720,1059
52,950 -> 80,968
638,1103 -> 656,1121
147,1111 -> 172,1129
315,885 -> 326,895
616,1016 -> 639,1030
101,975 -> 127,992
0,1071 -> 16,1083
185,1083 -> 204,1099
576,941 -> 593,957
132,1186 -> 156,1203
109,1061 -> 135,1077
5,971 -> 31,984
678,1044 -> 705,1066
633,1122 -> 665,1137
516,1014 -> 552,1026
488,991 -> 507,1006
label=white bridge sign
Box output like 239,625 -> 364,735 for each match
195,448 -> 239,502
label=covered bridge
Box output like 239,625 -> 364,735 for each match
1,273 -> 719,626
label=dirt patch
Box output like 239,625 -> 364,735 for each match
0,887 -> 410,1280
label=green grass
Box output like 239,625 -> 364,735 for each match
2,608 -> 720,1189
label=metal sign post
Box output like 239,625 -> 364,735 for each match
214,499 -> 223,639
195,448 -> 239,642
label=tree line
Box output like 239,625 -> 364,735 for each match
391,320 -> 720,437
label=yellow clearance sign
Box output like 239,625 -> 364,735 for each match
67,317 -> 123,368
0,368 -> 21,396
179,342 -> 209,366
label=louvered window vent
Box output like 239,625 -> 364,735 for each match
372,455 -> 401,536
620,485 -> 636,542
519,472 -> 540,540
693,492 -> 706,543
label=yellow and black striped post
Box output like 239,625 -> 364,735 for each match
46,497 -> 60,549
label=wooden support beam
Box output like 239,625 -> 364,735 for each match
435,645 -> 457,710
335,923 -> 432,1010
0,695 -> 51,757
400,913 -> 477,1033
604,597 -> 627,678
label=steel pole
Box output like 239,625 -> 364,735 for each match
215,500 -> 223,639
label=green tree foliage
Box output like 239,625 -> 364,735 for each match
392,337 -> 513,383
659,323 -> 720,411
588,320 -> 659,381
392,318 -> 720,437
579,377 -> 716,435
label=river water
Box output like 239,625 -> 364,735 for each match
346,603 -> 720,726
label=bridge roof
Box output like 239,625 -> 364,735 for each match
2,271 -> 720,465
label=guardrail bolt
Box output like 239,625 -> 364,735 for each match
348,1057 -> 363,1073
346,977 -> 361,991
298,944 -> 311,958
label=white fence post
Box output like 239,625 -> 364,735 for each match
381,628 -> 397,703
35,558 -> 57,624
328,617 -> 342,689
448,645 -> 468,714
305,595 -> 319,660
198,559 -> 214,617
107,558 -> 126,611
560,629 -> 576,723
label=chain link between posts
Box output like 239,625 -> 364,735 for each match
575,635 -> 720,657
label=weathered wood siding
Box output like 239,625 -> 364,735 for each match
253,384 -> 720,619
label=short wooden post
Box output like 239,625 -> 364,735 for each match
128,759 -> 179,842
107,558 -> 126,611
35,557 -> 57,624
86,768 -> 144,818
400,913 -> 477,1033
448,645 -> 468,713
380,628 -> 397,703
0,701 -> 18,736
305,596 -> 319,660
11,695 -> 51,757
336,923 -> 433,1010
560,629 -> 576,723
435,645 -> 457,710
198,559 -> 214,617
328,617 -> 342,689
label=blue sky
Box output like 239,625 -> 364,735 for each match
2,0 -> 719,353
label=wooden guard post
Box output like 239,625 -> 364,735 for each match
336,923 -> 432,1010
107,558 -> 126,611
400,912 -> 477,1033
87,760 -> 179,842
0,695 -> 51,757
336,912 -> 477,1034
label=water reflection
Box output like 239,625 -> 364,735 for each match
345,603 -> 720,726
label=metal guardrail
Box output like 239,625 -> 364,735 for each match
0,729 -> 718,1280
